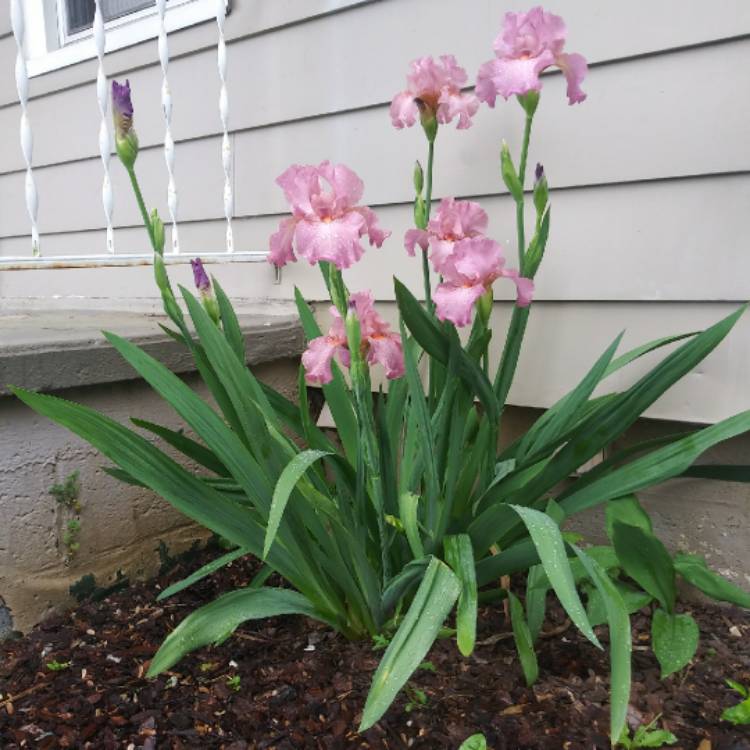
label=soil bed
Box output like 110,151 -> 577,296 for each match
1,547 -> 749,749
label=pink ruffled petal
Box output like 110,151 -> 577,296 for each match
268,216 -> 297,267
437,54 -> 469,88
476,52 -> 553,103
356,206 -> 391,248
275,164 -> 319,217
433,282 -> 487,327
302,336 -> 346,385
317,160 -> 364,212
390,91 -> 419,129
493,8 -> 566,60
451,237 -> 505,285
404,228 -> 429,257
556,52 -> 588,105
501,268 -> 535,307
294,212 -> 366,270
428,237 -> 459,277
347,290 -> 377,333
437,91 -> 480,129
367,333 -> 405,380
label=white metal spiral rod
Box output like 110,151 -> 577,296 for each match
10,0 -> 40,256
156,0 -> 180,254
216,0 -> 234,253
93,0 -> 115,254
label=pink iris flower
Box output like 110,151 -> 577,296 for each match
433,237 -> 534,327
476,6 -> 587,106
269,162 -> 390,270
404,197 -> 489,270
404,198 -> 533,326
302,291 -> 404,385
391,55 -> 479,130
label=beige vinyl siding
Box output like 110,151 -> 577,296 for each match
1,0 -> 749,422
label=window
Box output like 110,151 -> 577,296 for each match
23,0 -> 225,77
62,0 -> 156,38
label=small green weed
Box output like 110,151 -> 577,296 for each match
46,660 -> 71,671
617,715 -> 677,748
721,679 -> 750,725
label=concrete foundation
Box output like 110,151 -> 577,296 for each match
0,304 -> 302,633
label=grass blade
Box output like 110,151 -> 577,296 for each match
510,505 -> 600,648
264,450 -> 332,559
444,534 -> 478,657
131,418 -> 228,476
508,592 -> 539,685
157,547 -> 251,601
572,545 -> 631,744
148,587 -> 332,675
360,557 -> 460,730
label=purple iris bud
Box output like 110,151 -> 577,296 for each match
190,258 -> 211,294
112,80 -> 133,139
112,79 -> 138,167
534,162 -> 545,185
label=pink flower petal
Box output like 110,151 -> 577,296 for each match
501,268 -> 535,307
302,335 -> 346,385
404,228 -> 429,257
294,212 -> 366,269
450,237 -> 505,285
367,333 -> 405,380
268,216 -> 297,267
556,52 -> 588,105
429,197 -> 488,238
356,206 -> 391,248
437,91 -> 480,129
494,8 -> 567,59
428,238 -> 459,277
475,52 -> 553,103
316,160 -> 365,212
393,55 -> 475,130
433,282 -> 487,327
390,91 -> 419,129
275,164 -> 319,218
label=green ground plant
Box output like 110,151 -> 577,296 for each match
721,680 -> 750,725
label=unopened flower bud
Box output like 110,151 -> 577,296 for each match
413,195 -> 427,230
533,163 -> 549,215
501,141 -> 524,203
151,209 -> 165,255
191,258 -> 220,324
112,80 -> 138,169
413,160 -> 424,195
153,252 -> 171,297
477,288 -> 493,326
345,301 -> 363,362
190,257 -> 211,294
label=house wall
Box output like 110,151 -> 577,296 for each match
1,0 -> 748,421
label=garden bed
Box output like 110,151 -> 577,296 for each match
1,548 -> 748,749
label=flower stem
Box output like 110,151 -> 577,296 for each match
515,112 -> 534,266
494,110 -> 536,407
127,167 -> 155,251
421,138 -> 436,310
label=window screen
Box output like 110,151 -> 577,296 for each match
65,0 -> 156,35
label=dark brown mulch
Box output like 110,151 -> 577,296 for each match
1,549 -> 749,750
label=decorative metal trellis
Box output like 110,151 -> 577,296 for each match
3,0 -> 274,277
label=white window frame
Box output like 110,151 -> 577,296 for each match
23,0 -> 223,78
